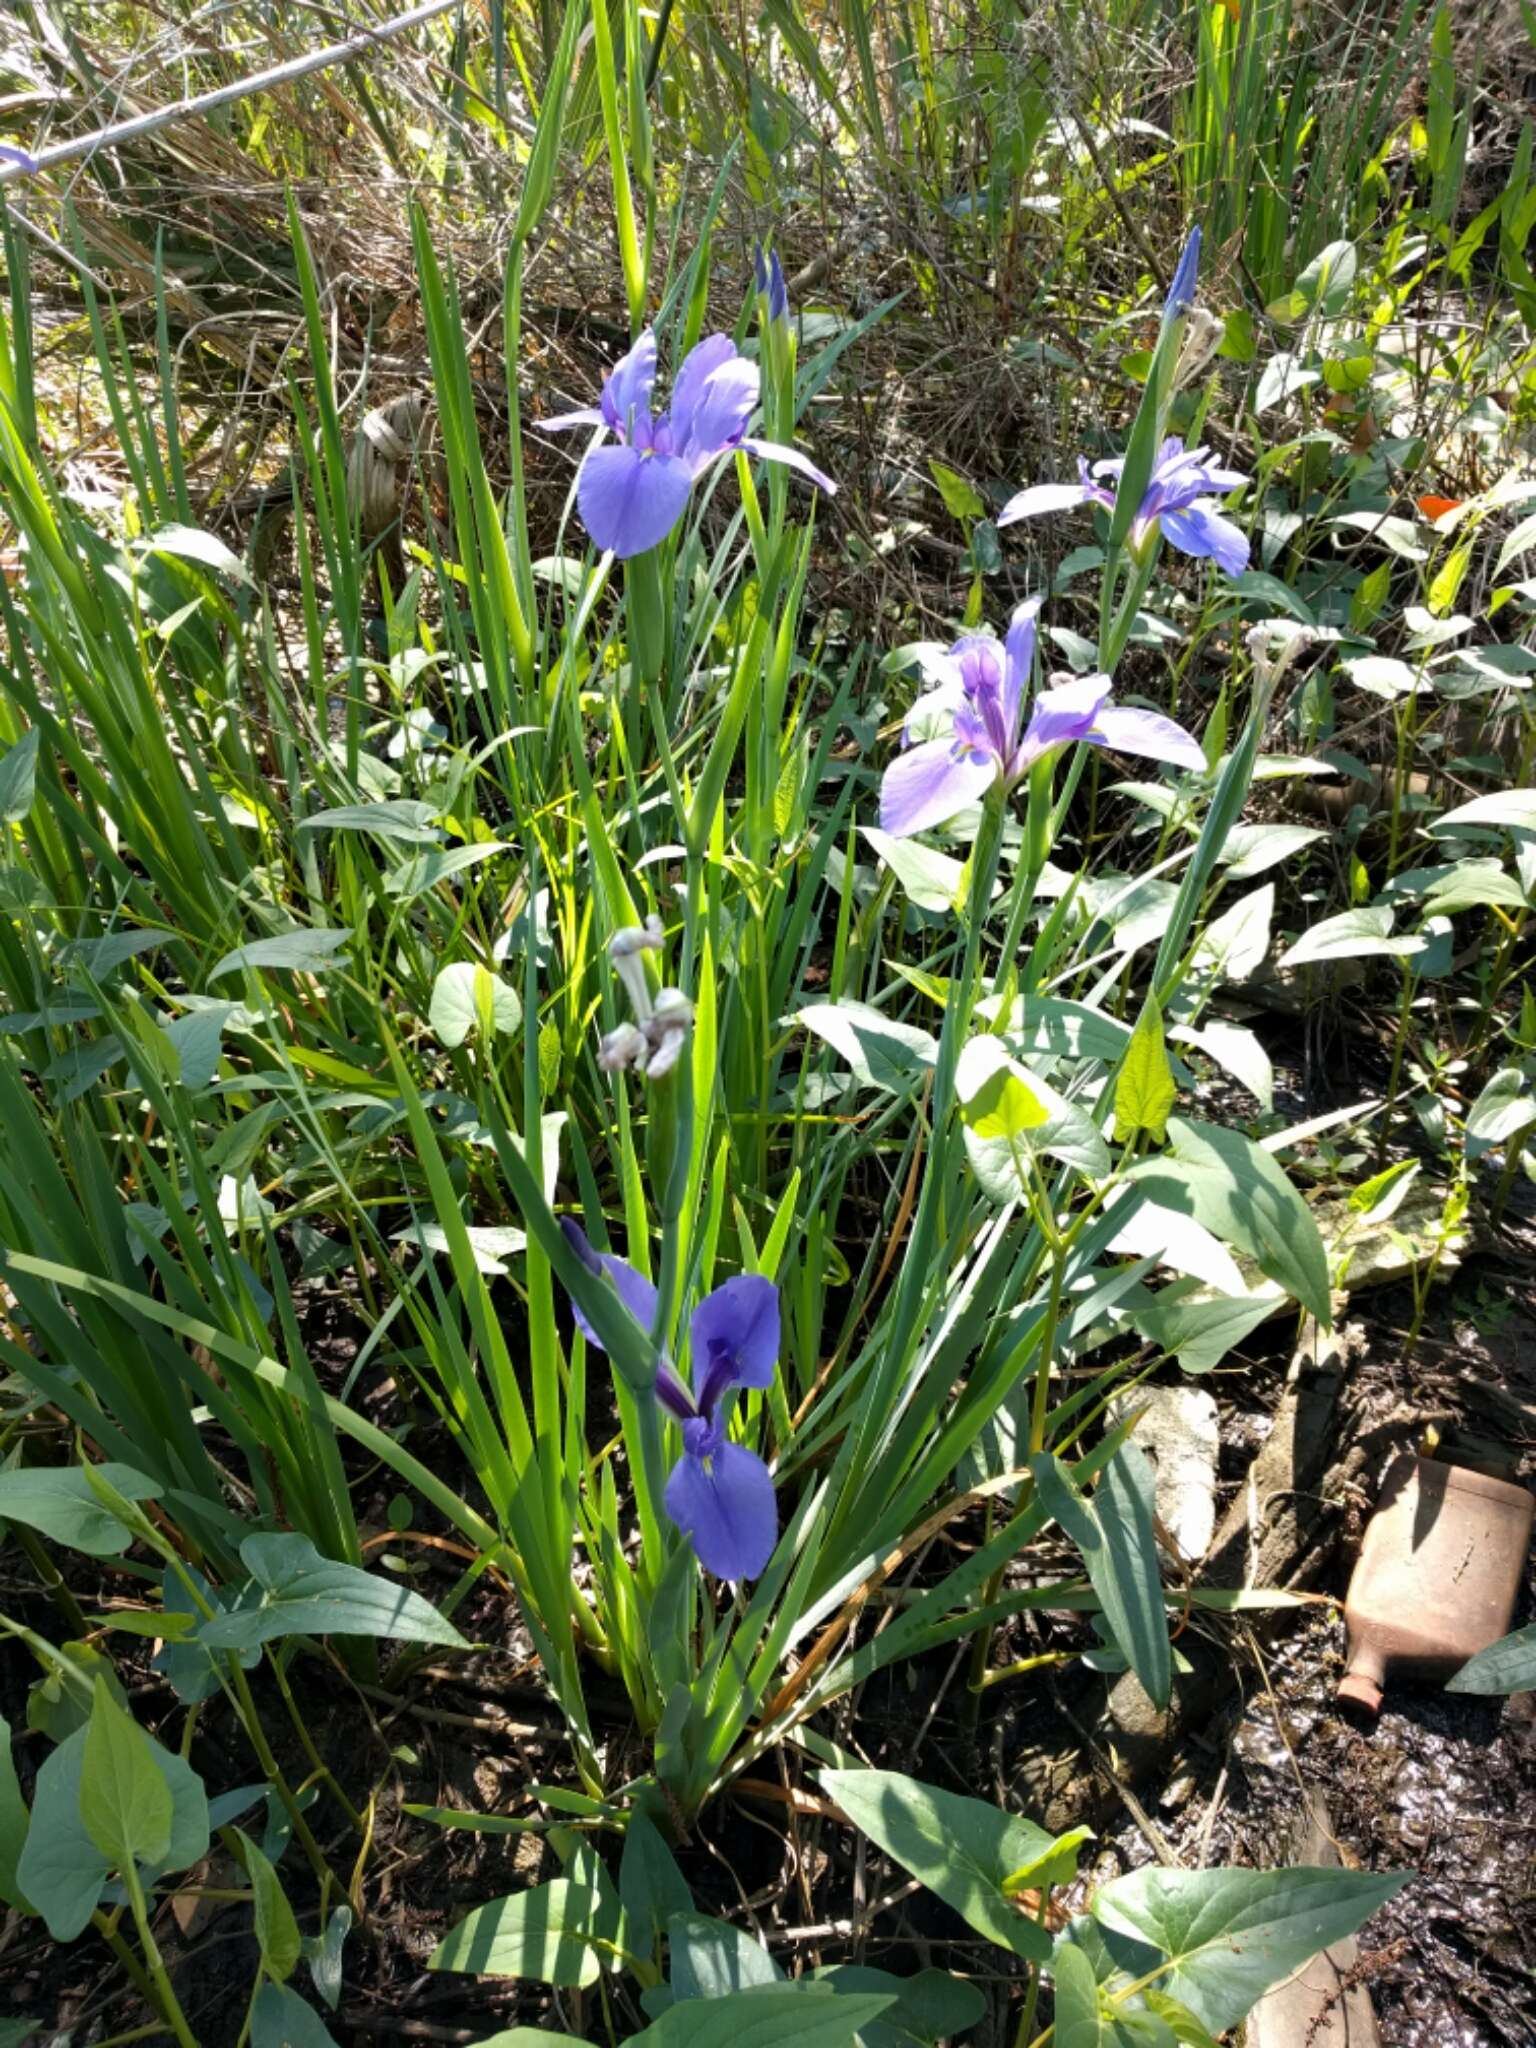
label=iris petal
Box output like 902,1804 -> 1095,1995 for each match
690,1274 -> 780,1405
1090,703 -> 1207,772
601,330 -> 658,439
879,738 -> 996,838
667,334 -> 739,452
568,1253 -> 659,1351
738,436 -> 837,494
997,480 -> 1093,526
679,357 -> 760,468
578,445 -> 693,559
1162,502 -> 1249,576
663,1439 -> 777,1580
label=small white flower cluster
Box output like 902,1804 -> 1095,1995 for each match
599,918 -> 694,1080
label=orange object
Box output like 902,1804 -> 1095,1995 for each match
1417,493 -> 1462,520
1338,1454 -> 1533,1713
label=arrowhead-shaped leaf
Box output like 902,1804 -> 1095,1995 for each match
818,1769 -> 1062,1962
1091,1864 -> 1411,2031
80,1681 -> 173,1871
197,1534 -> 467,1653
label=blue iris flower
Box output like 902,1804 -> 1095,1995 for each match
560,1219 -> 779,1581
540,326 -> 833,560
998,436 -> 1250,577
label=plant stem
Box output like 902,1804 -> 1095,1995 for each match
120,1861 -> 199,2048
266,1648 -> 365,1832
1376,965 -> 1416,1168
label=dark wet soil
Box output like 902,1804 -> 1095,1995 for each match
1080,1267 -> 1536,2048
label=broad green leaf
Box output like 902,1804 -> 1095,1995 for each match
80,1681 -> 173,1870
1001,1826 -> 1093,1896
239,1827 -> 302,1983
819,1769 -> 1058,1962
462,2035 -> 592,2048
928,461 -> 985,522
1170,1020 -> 1273,1112
798,1002 -> 936,1092
811,1964 -> 986,2047
1295,239 -> 1358,316
619,1812 -> 694,1955
1192,884 -> 1273,984
668,1912 -> 782,1998
428,962 -> 522,1048
1446,1622 -> 1536,1694
163,1002 -> 239,1090
1106,1195 -> 1249,1296
26,1641 -> 124,1743
1052,1941 -> 1113,2048
0,1463 -> 161,1557
138,522 -> 253,585
0,1714 -> 30,1913
302,1904 -> 352,2010
1129,1119 -> 1332,1324
429,1879 -> 607,1985
1346,1158 -> 1420,1226
209,929 -> 353,980
958,1034 -> 1110,1184
297,800 -> 442,844
0,2023 -> 39,2048
1091,1865 -> 1410,2031
18,1724 -> 208,1939
1277,905 -> 1423,969
250,1982 -> 341,2048
958,1035 -> 1047,1139
861,828 -> 967,913
1032,1450 -> 1169,1709
1433,788 -> 1536,834
1465,1067 -> 1535,1159
197,1534 -> 467,1652
0,728 -> 39,825
629,1988 -> 895,2048
981,996 -> 1132,1065
1129,1287 -> 1278,1374
385,840 -> 511,901
1115,999 -> 1176,1144
1218,824 -> 1324,881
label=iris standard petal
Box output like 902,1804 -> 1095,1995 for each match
879,738 -> 997,837
1161,501 -> 1250,576
690,1273 -> 781,1401
578,445 -> 693,559
738,436 -> 837,494
997,480 -> 1093,526
664,1438 -> 777,1580
568,1252 -> 660,1351
601,329 -> 658,438
667,334 -> 739,451
1002,596 -> 1042,741
540,406 -> 609,435
1091,703 -> 1208,772
679,356 -> 760,466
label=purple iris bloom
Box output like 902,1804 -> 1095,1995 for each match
541,328 -> 834,560
998,436 -> 1249,577
880,602 -> 1205,838
560,1219 -> 779,1581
